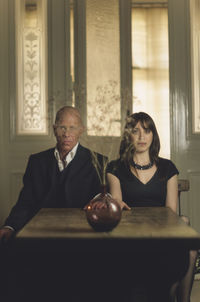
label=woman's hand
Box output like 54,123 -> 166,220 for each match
84,199 -> 131,211
117,200 -> 131,210
107,173 -> 131,210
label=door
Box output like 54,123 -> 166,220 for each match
0,0 -> 131,225
0,0 -> 66,225
168,0 -> 200,232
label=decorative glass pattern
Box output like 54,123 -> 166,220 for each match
16,0 -> 48,134
86,0 -> 121,136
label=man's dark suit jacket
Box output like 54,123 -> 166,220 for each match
5,144 -> 103,232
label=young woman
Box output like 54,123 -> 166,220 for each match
107,112 -> 196,302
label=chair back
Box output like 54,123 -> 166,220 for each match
178,179 -> 190,216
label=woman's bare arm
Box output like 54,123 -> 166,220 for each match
107,173 -> 131,210
165,174 -> 178,213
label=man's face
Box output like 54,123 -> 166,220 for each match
53,112 -> 83,157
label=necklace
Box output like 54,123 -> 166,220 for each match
131,160 -> 153,170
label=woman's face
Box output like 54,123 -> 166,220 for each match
130,122 -> 153,153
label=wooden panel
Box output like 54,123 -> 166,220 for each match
188,171 -> 200,233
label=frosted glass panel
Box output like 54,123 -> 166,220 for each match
16,0 -> 48,134
132,7 -> 170,158
190,0 -> 200,133
86,0 -> 120,136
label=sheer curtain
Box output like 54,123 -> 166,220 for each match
132,7 -> 170,158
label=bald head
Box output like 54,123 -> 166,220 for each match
53,106 -> 85,158
55,106 -> 84,127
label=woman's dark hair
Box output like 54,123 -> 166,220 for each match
119,112 -> 160,166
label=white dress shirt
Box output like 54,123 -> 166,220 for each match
54,143 -> 79,171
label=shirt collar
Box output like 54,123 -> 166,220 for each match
54,143 -> 79,171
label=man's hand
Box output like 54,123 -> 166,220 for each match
0,228 -> 14,243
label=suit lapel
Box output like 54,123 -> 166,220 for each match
46,148 -> 59,184
61,145 -> 91,207
66,144 -> 91,179
42,145 -> 91,207
43,145 -> 90,186
42,149 -> 60,207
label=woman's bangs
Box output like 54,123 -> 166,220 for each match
140,118 -> 152,131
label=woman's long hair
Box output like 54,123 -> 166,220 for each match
119,112 -> 160,167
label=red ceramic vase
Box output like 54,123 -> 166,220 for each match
85,185 -> 122,232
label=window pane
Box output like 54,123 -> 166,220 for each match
86,0 -> 121,136
16,0 -> 48,135
190,0 -> 200,133
132,7 -> 170,158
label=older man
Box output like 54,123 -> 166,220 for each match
0,106 -> 103,241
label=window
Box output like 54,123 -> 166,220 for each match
15,0 -> 48,135
70,0 -> 170,158
190,0 -> 200,133
132,3 -> 170,158
86,0 -> 121,137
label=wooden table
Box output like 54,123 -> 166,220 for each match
6,208 -> 200,302
15,207 -> 200,252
